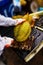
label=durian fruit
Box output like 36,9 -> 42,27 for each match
14,21 -> 31,42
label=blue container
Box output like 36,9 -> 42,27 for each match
0,0 -> 21,17
38,7 -> 43,11
0,0 -> 10,6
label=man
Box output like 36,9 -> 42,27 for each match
0,14 -> 25,56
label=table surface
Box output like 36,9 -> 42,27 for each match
2,48 -> 43,65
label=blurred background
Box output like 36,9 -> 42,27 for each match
0,0 -> 43,17
0,0 -> 43,65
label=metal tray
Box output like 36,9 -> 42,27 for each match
24,13 -> 43,62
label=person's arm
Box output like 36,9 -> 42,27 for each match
0,14 -> 25,26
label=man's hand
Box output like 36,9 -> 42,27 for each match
15,19 -> 26,25
0,36 -> 14,50
0,36 -> 14,55
4,37 -> 14,48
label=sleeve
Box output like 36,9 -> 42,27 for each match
0,14 -> 25,26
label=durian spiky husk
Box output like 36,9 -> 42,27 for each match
13,13 -> 33,42
14,21 -> 31,42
